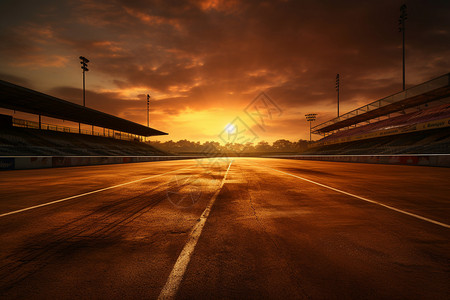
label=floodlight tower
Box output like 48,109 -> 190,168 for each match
336,74 -> 340,117
305,113 -> 317,142
79,56 -> 89,134
399,4 -> 407,91
147,94 -> 150,127
79,56 -> 89,106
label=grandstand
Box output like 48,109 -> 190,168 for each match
306,73 -> 450,155
0,80 -> 168,156
0,126 -> 167,156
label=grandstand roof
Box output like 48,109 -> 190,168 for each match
312,73 -> 450,134
0,80 -> 167,137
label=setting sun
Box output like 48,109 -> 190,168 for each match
225,123 -> 236,134
0,1 -> 449,299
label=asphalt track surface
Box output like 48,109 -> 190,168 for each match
0,158 -> 449,299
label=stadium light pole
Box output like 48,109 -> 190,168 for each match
336,73 -> 340,117
399,4 -> 407,91
79,56 -> 89,134
147,94 -> 150,127
305,113 -> 317,142
79,56 -> 89,106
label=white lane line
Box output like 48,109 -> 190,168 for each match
158,160 -> 233,300
267,167 -> 450,229
0,165 -> 195,218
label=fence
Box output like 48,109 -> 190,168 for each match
12,117 -> 143,142
312,73 -> 450,134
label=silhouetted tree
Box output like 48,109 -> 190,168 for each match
272,139 -> 293,151
149,138 -> 308,154
255,141 -> 271,152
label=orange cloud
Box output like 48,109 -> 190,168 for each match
0,0 -> 449,143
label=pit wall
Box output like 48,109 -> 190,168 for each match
268,154 -> 450,167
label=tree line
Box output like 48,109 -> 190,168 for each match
148,139 -> 312,154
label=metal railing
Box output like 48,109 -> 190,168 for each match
12,117 -> 142,142
312,73 -> 450,133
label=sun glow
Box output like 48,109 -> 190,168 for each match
225,123 -> 236,134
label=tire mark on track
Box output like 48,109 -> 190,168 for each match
241,165 -> 310,299
0,171 -> 212,291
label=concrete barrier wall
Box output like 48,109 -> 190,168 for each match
0,156 -> 204,171
1,154 -> 449,171
267,154 -> 450,167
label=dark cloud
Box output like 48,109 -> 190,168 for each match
0,0 -> 449,141
0,73 -> 31,87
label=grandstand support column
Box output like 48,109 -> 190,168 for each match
39,114 -> 41,129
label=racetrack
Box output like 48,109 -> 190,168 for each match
0,158 -> 449,299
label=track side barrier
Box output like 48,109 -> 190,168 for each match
267,154 -> 450,167
0,156 -> 205,171
1,154 -> 449,171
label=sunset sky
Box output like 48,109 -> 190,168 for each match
0,0 -> 449,143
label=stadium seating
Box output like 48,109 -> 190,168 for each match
304,127 -> 450,155
319,103 -> 450,143
0,127 -> 167,156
